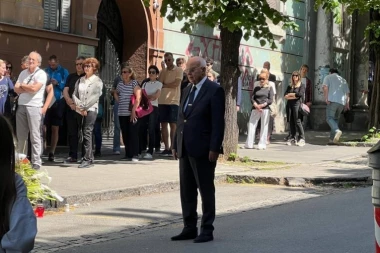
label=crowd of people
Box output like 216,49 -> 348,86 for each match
0,51 -> 350,170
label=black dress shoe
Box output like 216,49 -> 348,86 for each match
171,230 -> 198,241
193,233 -> 214,243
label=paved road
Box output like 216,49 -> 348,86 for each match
56,188 -> 373,253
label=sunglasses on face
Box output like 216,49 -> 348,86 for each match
6,66 -> 12,70
292,75 -> 299,77
164,59 -> 172,62
259,77 -> 266,81
76,63 -> 83,66
149,71 -> 156,74
83,65 -> 92,69
122,71 -> 129,74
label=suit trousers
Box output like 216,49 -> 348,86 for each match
179,149 -> 216,234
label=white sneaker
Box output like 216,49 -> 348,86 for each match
297,139 -> 306,147
143,153 -> 153,159
131,157 -> 139,162
333,130 -> 342,143
257,146 -> 266,150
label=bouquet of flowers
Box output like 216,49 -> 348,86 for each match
15,154 -> 63,205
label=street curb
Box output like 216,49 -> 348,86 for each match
49,172 -> 372,208
226,174 -> 372,187
51,174 -> 227,208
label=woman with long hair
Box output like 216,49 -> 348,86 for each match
284,71 -> 306,146
244,71 -> 274,150
0,116 -> 37,252
72,57 -> 103,168
114,64 -> 142,161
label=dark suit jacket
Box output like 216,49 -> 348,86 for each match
174,78 -> 225,158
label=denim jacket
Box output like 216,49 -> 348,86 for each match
0,174 -> 37,253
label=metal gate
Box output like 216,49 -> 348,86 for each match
96,0 -> 123,139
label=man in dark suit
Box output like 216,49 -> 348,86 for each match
171,56 -> 225,243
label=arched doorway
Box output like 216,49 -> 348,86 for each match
96,0 -> 123,137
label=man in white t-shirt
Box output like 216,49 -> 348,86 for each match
14,51 -> 48,170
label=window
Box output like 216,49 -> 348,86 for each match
43,0 -> 71,33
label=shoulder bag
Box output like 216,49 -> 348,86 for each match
298,87 -> 310,116
129,82 -> 153,118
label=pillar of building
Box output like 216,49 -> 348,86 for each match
313,7 -> 333,104
353,12 -> 370,108
311,7 -> 333,130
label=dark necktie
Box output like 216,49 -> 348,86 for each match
184,85 -> 197,116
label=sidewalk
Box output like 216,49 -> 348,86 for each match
43,131 -> 372,206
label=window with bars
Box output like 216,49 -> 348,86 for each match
43,0 -> 71,33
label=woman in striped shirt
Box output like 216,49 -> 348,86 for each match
114,64 -> 142,161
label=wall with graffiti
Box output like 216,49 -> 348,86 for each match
162,0 -> 307,133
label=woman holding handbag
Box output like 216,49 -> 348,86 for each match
284,71 -> 306,146
244,71 -> 274,150
0,115 -> 37,253
114,64 -> 142,161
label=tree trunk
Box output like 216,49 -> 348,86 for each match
220,27 -> 243,158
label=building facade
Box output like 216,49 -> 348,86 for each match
0,0 -> 369,133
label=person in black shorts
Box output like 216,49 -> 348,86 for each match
44,55 -> 69,162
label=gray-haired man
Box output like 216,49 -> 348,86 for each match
14,51 -> 48,170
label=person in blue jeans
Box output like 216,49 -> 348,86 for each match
322,68 -> 350,144
111,75 -> 122,155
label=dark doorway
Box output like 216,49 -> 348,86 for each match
96,0 -> 123,138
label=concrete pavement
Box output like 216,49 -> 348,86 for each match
42,131 -> 372,206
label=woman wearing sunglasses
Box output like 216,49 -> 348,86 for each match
139,65 -> 162,159
114,64 -> 142,162
72,57 -> 103,168
244,71 -> 274,150
284,71 -> 306,146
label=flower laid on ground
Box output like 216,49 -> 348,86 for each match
15,154 -> 63,206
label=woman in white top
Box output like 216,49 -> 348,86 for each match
140,65 -> 162,159
0,116 -> 37,253
72,57 -> 103,168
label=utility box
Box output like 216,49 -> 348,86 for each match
368,141 -> 380,207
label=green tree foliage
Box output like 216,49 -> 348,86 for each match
144,0 -> 297,156
316,0 -> 380,128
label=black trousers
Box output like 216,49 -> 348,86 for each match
79,111 -> 97,161
119,116 -> 140,158
179,147 -> 216,234
289,104 -> 305,140
67,109 -> 80,159
139,107 -> 159,155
